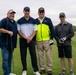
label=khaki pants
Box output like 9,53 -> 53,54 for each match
37,40 -> 52,71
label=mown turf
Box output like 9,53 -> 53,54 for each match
0,34 -> 76,75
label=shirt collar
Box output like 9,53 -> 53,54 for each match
38,17 -> 45,21
59,21 -> 67,25
7,17 -> 15,23
23,16 -> 31,21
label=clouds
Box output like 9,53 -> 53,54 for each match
0,0 -> 76,25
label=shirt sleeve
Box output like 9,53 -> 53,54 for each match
48,18 -> 55,40
17,24 -> 21,30
34,24 -> 37,31
17,20 -> 21,30
0,19 -> 7,28
55,26 -> 60,42
66,24 -> 74,39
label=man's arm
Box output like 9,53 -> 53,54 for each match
55,26 -> 60,42
66,24 -> 74,39
27,24 -> 37,43
17,23 -> 27,39
48,18 -> 54,40
28,31 -> 37,40
27,31 -> 37,43
18,30 -> 27,39
55,26 -> 64,44
0,19 -> 13,36
0,28 -> 13,36
30,24 -> 37,39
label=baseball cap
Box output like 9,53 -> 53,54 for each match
59,12 -> 66,17
23,6 -> 30,11
8,9 -> 16,14
38,7 -> 45,13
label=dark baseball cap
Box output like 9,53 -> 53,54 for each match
38,7 -> 45,13
59,12 -> 66,17
23,6 -> 30,11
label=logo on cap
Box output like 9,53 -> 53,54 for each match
38,7 -> 45,13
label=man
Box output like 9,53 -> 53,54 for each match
0,9 -> 17,75
36,7 -> 54,75
55,12 -> 74,75
17,7 -> 40,75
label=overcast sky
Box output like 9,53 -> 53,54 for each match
0,0 -> 76,25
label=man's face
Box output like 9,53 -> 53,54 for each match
38,11 -> 45,19
59,17 -> 66,22
7,12 -> 15,20
23,11 -> 30,17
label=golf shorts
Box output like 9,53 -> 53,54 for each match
58,46 -> 72,58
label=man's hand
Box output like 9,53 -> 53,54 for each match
59,40 -> 64,44
59,37 -> 67,44
26,36 -> 33,43
7,31 -> 13,36
63,37 -> 67,41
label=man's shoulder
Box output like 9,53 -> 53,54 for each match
55,22 -> 72,28
30,17 -> 35,20
35,17 -> 51,20
35,18 -> 39,22
44,17 -> 52,22
1,17 -> 7,22
35,18 -> 38,22
29,17 -> 36,24
55,24 -> 60,27
45,17 -> 50,19
17,17 -> 24,22
66,22 -> 72,26
17,17 -> 35,23
0,18 -> 8,26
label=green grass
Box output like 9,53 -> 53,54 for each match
0,34 -> 76,75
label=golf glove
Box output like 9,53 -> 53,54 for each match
59,37 -> 66,42
49,40 -> 54,45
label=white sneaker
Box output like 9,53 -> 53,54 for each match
9,73 -> 16,75
34,71 -> 41,75
22,70 -> 27,75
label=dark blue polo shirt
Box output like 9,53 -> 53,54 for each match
0,17 -> 17,50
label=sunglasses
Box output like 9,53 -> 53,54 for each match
39,11 -> 44,13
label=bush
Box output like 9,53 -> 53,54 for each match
73,26 -> 76,32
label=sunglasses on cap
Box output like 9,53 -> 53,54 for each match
39,11 -> 44,13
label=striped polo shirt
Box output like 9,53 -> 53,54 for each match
17,17 -> 37,37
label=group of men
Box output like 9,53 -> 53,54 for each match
0,6 -> 74,75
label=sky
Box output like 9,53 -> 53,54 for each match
0,0 -> 76,25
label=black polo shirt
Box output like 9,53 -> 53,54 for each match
55,22 -> 74,46
0,17 -> 17,50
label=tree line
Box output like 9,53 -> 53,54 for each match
73,26 -> 76,32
